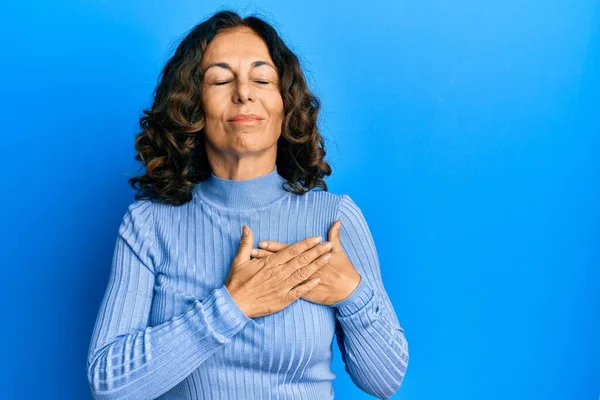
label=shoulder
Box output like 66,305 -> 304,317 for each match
119,199 -> 155,242
122,199 -> 155,222
116,199 -> 158,270
303,188 -> 349,209
307,188 -> 361,211
303,189 -> 364,219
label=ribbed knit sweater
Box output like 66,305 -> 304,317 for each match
87,166 -> 409,400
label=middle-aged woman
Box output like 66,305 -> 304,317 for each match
87,10 -> 409,400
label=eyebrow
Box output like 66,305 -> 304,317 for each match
201,60 -> 276,74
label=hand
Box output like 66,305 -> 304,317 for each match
225,225 -> 333,318
250,220 -> 362,306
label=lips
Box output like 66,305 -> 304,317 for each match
229,114 -> 263,122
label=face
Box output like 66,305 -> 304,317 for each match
200,27 -> 284,161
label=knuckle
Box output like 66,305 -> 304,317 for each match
297,253 -> 310,266
294,267 -> 310,281
287,245 -> 300,257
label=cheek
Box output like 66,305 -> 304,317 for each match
265,92 -> 284,118
201,91 -> 227,120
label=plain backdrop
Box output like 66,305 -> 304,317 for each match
1,1 -> 598,399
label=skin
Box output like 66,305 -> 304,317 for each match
200,26 -> 284,180
200,26 -> 361,306
251,220 -> 362,306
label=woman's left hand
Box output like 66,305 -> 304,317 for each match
250,220 -> 362,306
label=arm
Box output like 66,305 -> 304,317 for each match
330,194 -> 409,399
87,200 -> 253,400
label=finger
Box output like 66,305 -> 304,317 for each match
232,225 -> 254,266
258,240 -> 290,252
270,235 -> 323,265
282,240 -> 333,277
286,277 -> 321,303
288,252 -> 331,284
250,248 -> 274,259
328,220 -> 343,253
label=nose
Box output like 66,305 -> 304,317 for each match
232,78 -> 255,104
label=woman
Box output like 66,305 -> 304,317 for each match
87,10 -> 409,400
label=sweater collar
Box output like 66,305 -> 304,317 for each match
193,166 -> 289,210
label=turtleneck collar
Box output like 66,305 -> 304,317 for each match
193,166 -> 290,210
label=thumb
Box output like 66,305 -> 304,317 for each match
328,220 -> 343,253
233,224 -> 254,266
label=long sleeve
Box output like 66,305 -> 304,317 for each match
86,200 -> 254,400
330,194 -> 409,399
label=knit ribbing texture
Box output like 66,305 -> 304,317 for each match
87,166 -> 409,399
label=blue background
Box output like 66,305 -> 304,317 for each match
2,1 -> 598,399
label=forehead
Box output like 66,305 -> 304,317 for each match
201,27 -> 273,67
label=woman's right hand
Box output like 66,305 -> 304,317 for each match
225,224 -> 333,318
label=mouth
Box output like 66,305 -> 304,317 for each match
229,114 -> 264,123
230,119 -> 263,125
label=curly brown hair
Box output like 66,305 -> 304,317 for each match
128,10 -> 332,206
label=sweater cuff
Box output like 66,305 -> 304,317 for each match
330,276 -> 375,317
202,284 -> 253,338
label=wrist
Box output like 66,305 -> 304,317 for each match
330,275 -> 374,316
224,284 -> 250,318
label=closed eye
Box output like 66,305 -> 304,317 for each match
214,80 -> 270,86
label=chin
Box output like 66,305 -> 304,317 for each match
225,139 -> 272,152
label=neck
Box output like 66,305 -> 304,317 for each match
193,166 -> 289,209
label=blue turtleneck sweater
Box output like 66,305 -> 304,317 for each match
87,166 -> 409,399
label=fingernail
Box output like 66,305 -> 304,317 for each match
258,241 -> 267,247
251,249 -> 258,256
242,225 -> 248,236
313,236 -> 322,244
